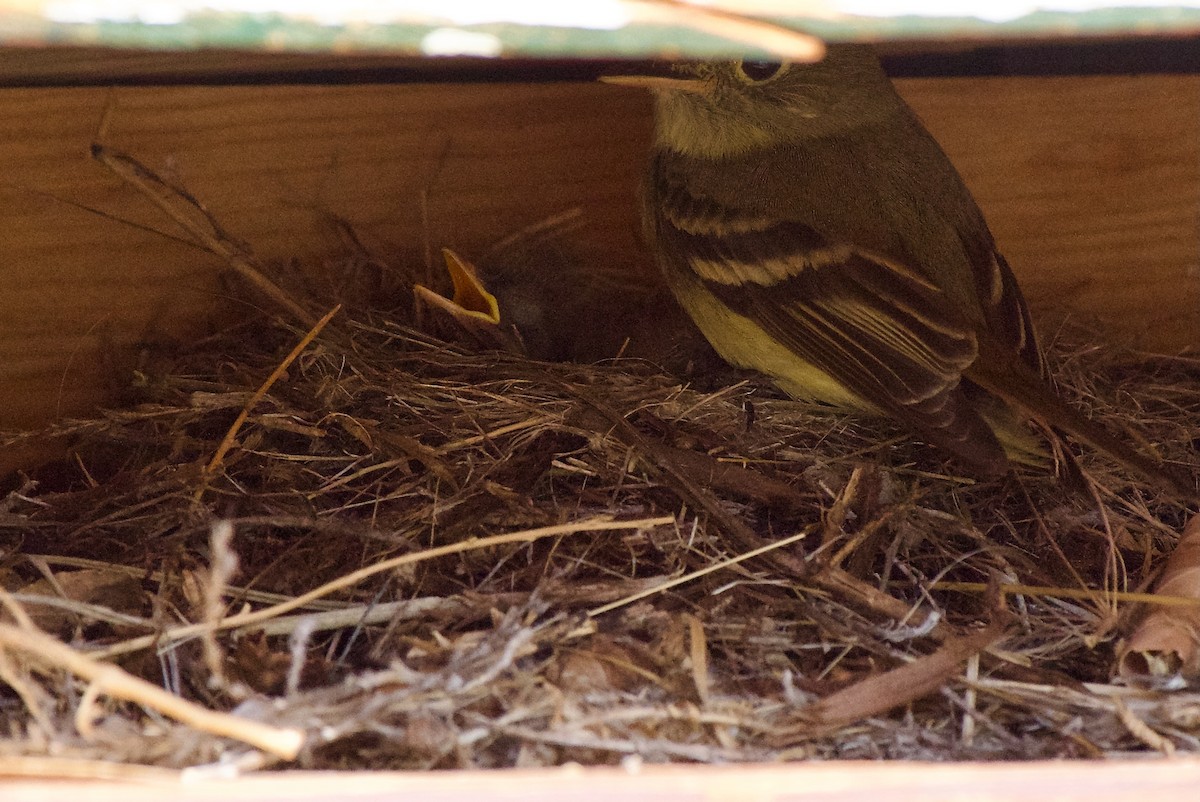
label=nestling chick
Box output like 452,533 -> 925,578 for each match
414,213 -> 723,378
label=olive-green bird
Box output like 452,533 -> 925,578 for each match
606,45 -> 1188,492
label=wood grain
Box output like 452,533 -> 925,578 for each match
0,75 -> 1196,428
902,75 -> 1200,350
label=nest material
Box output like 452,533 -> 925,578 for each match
1,200 -> 1199,771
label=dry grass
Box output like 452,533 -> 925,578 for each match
1,159 -> 1198,772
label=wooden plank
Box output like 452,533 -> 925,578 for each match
0,75 -> 1196,429
5,759 -> 1200,802
902,74 -> 1200,350
0,47 -> 434,85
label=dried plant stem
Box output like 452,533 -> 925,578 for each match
96,515 -> 674,660
196,304 -> 340,500
89,144 -> 316,327
0,755 -> 180,782
937,581 -> 1200,608
0,623 -> 305,760
588,528 -> 809,617
18,554 -> 343,610
812,566 -> 946,638
1113,696 -> 1176,755
797,614 -> 1011,731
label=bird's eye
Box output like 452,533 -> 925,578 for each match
736,60 -> 787,83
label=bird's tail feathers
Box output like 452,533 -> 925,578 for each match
969,348 -> 1192,495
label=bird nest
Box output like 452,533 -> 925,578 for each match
0,150 -> 1198,774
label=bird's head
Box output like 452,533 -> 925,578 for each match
603,45 -> 901,159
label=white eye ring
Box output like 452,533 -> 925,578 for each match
735,60 -> 789,84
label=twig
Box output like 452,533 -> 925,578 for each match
196,304 -> 340,500
792,614 -> 1011,732
588,528 -> 809,617
0,622 -> 305,760
0,755 -> 179,783
624,0 -> 825,61
90,144 -> 317,327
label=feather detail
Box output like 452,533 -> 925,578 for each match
648,155 -> 1014,471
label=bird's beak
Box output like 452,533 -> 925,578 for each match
442,247 -> 501,324
413,249 -> 525,354
599,74 -> 709,94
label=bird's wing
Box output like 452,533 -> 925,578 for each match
653,181 -> 1011,470
664,121 -> 1044,379
955,230 -> 1044,377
